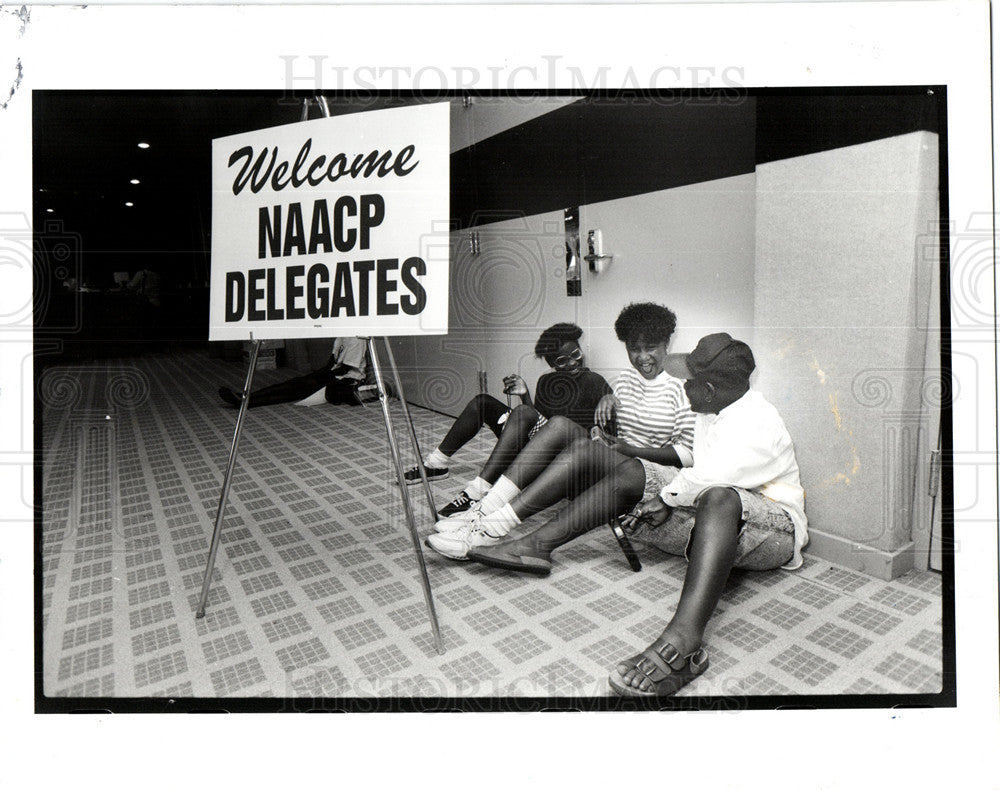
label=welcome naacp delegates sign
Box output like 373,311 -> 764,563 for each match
209,102 -> 449,340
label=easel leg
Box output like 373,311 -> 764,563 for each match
379,339 -> 439,521
196,339 -> 262,618
367,338 -> 444,655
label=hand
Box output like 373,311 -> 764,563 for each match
502,374 -> 528,396
590,426 -> 615,448
607,438 -> 635,457
595,394 -> 620,428
591,428 -> 633,456
620,496 -> 671,529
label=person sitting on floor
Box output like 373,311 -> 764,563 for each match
469,333 -> 805,698
407,323 -> 611,518
218,336 -> 368,408
425,302 -> 695,560
606,334 -> 807,696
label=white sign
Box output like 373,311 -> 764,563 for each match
209,102 -> 449,340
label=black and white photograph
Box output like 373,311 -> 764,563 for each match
33,87 -> 953,706
1,2 -> 996,788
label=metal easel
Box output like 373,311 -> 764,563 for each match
196,96 -> 444,655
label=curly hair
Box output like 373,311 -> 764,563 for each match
534,322 -> 583,358
614,303 -> 677,346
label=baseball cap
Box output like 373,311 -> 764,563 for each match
663,333 -> 756,386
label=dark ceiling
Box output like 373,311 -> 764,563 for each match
32,91 -> 434,286
34,89 -> 942,292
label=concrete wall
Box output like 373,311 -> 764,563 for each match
394,171 -> 757,421
752,131 -> 940,575
389,110 -> 941,579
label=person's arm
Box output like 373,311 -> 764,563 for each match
331,337 -> 368,380
660,422 -> 782,508
503,374 -> 532,407
608,441 -> 683,467
595,371 -> 624,429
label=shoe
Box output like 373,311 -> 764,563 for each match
438,491 -> 475,518
402,465 -> 449,485
434,501 -> 485,533
425,520 -> 505,561
467,544 -> 553,577
608,642 -> 709,697
402,464 -> 449,486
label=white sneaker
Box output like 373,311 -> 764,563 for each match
434,501 -> 486,533
425,522 -> 505,560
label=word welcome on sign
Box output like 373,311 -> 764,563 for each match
209,102 -> 449,341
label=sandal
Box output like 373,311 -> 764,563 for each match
608,641 -> 709,697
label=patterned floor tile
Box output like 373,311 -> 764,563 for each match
872,652 -> 941,693
769,645 -> 839,685
540,610 -> 600,643
580,634 -> 636,669
39,352 -> 948,701
714,617 -> 778,653
805,622 -> 873,660
526,657 -> 599,697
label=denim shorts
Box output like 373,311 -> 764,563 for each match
626,484 -> 795,571
639,458 -> 679,497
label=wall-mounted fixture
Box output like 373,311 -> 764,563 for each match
584,229 -> 614,274
463,95 -> 474,109
468,230 -> 481,256
564,207 -> 582,297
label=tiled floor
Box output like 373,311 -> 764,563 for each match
39,350 -> 947,705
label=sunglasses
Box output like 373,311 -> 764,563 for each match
553,348 -> 583,367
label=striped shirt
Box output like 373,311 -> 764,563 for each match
613,368 -> 696,465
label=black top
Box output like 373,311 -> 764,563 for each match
534,369 -> 612,430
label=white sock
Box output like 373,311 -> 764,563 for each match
423,447 -> 451,469
482,503 -> 520,537
478,475 -> 521,515
464,476 -> 492,500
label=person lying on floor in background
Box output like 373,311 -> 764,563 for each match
425,302 -> 695,560
406,323 -> 611,517
473,333 -> 808,698
218,337 -> 368,408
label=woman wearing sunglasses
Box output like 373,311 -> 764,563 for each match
405,323 -> 611,518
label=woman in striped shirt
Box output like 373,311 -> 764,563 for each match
427,303 -> 695,563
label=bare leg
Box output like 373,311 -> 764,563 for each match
614,487 -> 742,692
478,404 -> 541,484
499,456 -> 645,559
508,437 -> 629,517
499,416 -> 589,490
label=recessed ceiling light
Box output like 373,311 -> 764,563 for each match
125,202 -> 134,207
46,208 -> 54,213
130,178 -> 140,185
137,142 -> 150,149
